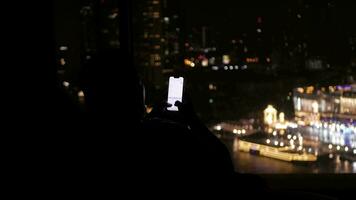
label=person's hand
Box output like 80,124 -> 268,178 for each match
148,91 -> 199,125
174,93 -> 198,123
148,101 -> 172,118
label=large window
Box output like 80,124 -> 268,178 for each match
133,0 -> 356,174
54,0 -> 356,174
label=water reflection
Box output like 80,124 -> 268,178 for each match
222,137 -> 356,173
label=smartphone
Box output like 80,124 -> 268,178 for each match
167,77 -> 184,111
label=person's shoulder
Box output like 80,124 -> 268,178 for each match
140,117 -> 194,146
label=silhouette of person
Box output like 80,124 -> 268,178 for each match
139,90 -> 235,183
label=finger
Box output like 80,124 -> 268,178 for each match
174,101 -> 183,107
155,101 -> 170,107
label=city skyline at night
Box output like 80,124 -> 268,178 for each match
12,1 -> 356,198
52,0 -> 356,175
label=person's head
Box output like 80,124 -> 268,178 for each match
82,49 -> 146,122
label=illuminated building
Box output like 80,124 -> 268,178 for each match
279,112 -> 285,123
96,0 -> 121,49
161,0 -> 183,71
134,0 -> 183,89
293,84 -> 356,122
222,55 -> 230,65
305,58 -> 324,70
340,97 -> 356,116
55,0 -> 123,82
54,1 -> 82,83
134,0 -> 164,86
54,0 -> 131,105
80,0 -> 121,51
264,105 -> 277,126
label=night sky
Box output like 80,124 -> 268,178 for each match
181,0 -> 356,34
53,0 -> 356,67
182,1 -> 292,27
178,0 -> 356,62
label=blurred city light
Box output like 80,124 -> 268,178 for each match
59,46 -> 68,51
222,55 -> 230,64
60,58 -> 66,66
62,81 -> 70,88
78,91 -> 85,98
211,66 -> 219,70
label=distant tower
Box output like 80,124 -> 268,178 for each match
264,105 -> 277,126
134,0 -> 183,92
80,0 -> 121,52
135,0 -> 163,88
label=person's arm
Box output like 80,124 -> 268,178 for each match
175,100 -> 235,174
